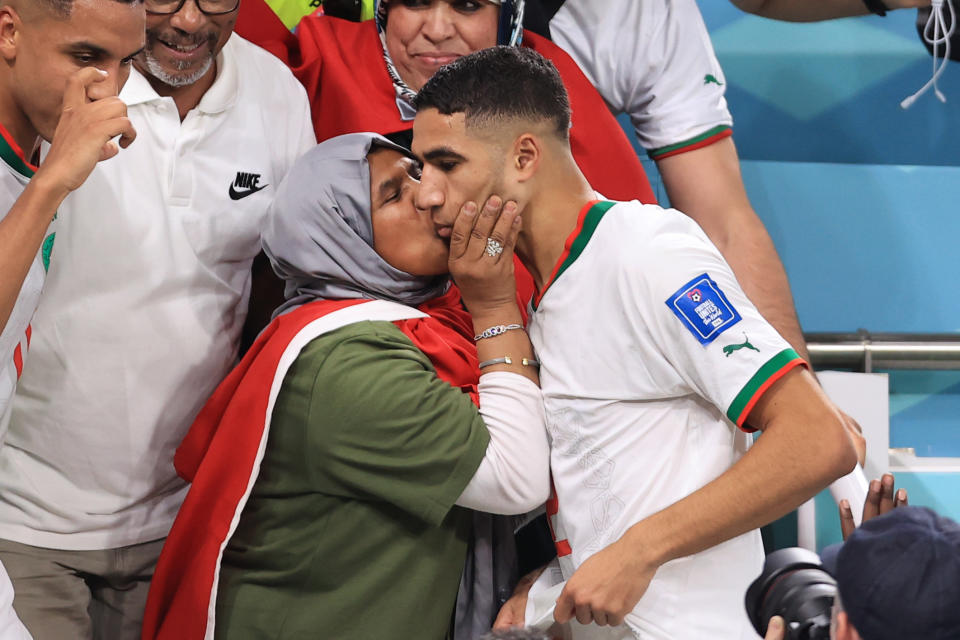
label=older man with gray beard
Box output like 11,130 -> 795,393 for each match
0,0 -> 314,637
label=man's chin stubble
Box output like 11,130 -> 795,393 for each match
140,49 -> 214,88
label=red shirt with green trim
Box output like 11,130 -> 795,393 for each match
527,200 -> 803,639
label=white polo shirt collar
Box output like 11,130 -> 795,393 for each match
121,33 -> 239,115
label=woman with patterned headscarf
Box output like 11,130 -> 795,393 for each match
141,133 -> 550,640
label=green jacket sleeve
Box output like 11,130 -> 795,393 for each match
272,320 -> 490,526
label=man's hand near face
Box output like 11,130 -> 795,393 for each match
36,66 -> 136,197
0,66 -> 136,336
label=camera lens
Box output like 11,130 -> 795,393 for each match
745,548 -> 837,640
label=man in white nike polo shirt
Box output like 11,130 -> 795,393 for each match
0,0 -> 314,637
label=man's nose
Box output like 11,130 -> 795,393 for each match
170,0 -> 206,32
415,172 -> 444,212
85,67 -> 121,101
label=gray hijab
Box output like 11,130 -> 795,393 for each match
263,133 -> 449,317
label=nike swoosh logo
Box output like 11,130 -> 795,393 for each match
229,183 -> 269,200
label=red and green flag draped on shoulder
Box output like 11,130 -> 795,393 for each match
141,288 -> 482,640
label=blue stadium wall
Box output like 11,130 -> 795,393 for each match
624,4 -> 960,546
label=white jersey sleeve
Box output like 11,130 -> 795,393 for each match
548,0 -> 733,159
623,207 -> 805,430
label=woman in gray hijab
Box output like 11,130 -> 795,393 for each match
143,133 -> 549,640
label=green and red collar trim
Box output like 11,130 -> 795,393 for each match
532,199 -> 616,310
0,122 -> 37,178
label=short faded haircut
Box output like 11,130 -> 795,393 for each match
414,46 -> 571,141
29,0 -> 141,18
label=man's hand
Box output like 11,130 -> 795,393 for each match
36,67 -> 137,196
447,195 -> 521,317
839,410 -> 866,467
839,473 -> 907,540
492,593 -> 527,630
492,565 -> 547,630
553,536 -> 657,627
764,615 -> 786,640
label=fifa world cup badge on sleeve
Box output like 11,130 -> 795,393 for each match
666,273 -> 742,345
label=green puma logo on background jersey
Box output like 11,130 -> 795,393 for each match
704,74 -> 724,86
723,335 -> 760,357
41,233 -> 55,272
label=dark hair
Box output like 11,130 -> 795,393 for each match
414,46 -> 571,140
39,0 -> 141,17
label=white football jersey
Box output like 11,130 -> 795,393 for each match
528,200 -> 804,639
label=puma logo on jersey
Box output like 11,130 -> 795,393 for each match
228,172 -> 268,200
723,334 -> 760,357
704,74 -> 724,86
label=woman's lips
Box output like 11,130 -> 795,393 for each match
414,52 -> 461,67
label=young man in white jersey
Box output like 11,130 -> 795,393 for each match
412,47 -> 859,639
0,0 -> 144,636
0,0 -> 314,636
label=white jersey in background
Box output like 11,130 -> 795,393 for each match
543,0 -> 733,159
528,200 -> 805,639
0,34 -> 315,551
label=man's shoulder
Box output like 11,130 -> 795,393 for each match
227,33 -> 296,72
226,34 -> 309,93
222,34 -> 312,136
589,200 -> 719,276
595,200 -> 696,245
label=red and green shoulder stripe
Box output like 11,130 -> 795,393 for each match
648,125 -> 732,161
727,348 -> 807,431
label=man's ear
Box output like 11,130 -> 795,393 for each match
511,133 -> 541,183
0,7 -> 21,63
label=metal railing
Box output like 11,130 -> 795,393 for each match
805,331 -> 960,372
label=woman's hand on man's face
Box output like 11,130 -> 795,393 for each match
448,195 -> 522,318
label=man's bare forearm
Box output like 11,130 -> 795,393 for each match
713,219 -> 810,363
619,369 -> 857,570
553,369 -> 859,625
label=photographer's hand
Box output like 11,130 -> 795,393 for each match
839,473 -> 908,540
764,616 -> 786,640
